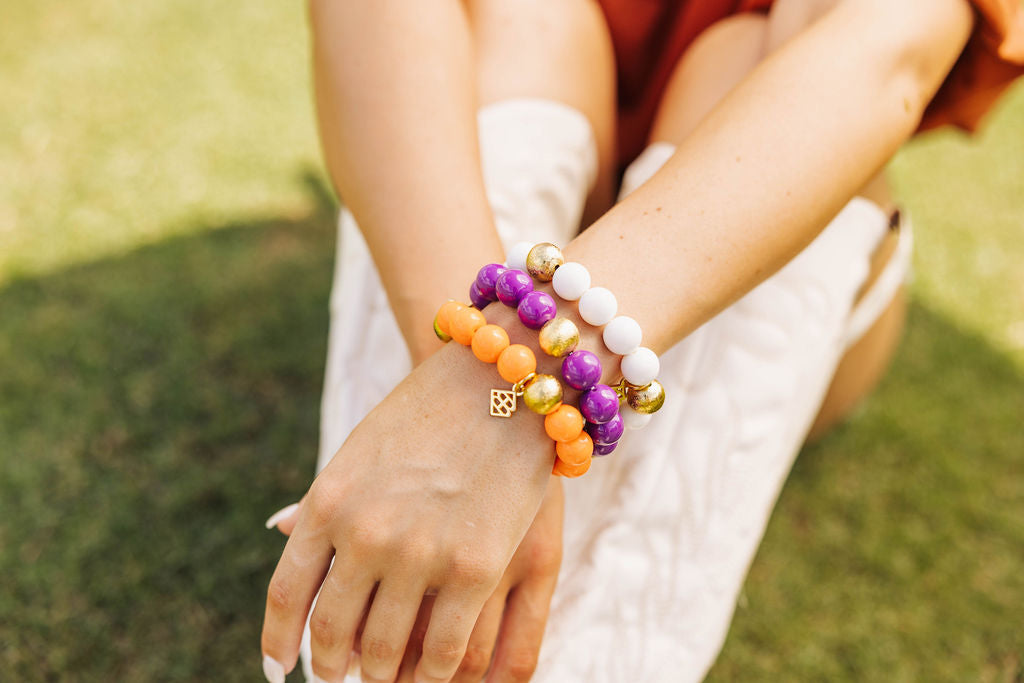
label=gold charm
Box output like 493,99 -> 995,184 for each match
490,389 -> 517,417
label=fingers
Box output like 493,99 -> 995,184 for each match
261,528 -> 334,681
307,565 -> 376,683
414,589 -> 491,683
394,596 -> 434,683
359,578 -> 428,683
451,588 -> 507,683
486,578 -> 557,683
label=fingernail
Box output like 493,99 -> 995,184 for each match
262,655 -> 285,683
264,503 -> 300,529
347,651 -> 360,677
312,675 -> 329,683
347,651 -> 360,676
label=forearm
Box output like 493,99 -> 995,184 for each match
566,0 -> 972,356
310,0 -> 503,363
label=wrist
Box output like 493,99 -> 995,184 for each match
430,332 -> 557,473
431,246 -> 661,475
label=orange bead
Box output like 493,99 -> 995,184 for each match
449,307 -> 486,345
497,344 -> 537,383
544,404 -> 585,442
553,454 -> 591,478
435,301 -> 465,336
471,324 -> 510,363
555,431 -> 593,467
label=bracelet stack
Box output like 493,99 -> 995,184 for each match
516,241 -> 666,432
434,300 -> 595,477
432,241 -> 665,478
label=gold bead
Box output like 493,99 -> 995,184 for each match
525,242 -> 564,282
433,316 -> 452,342
522,374 -> 563,415
537,316 -> 580,358
625,379 -> 665,414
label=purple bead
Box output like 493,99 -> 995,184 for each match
469,281 -> 491,310
586,413 -> 624,445
592,441 -> 618,457
495,269 -> 533,306
475,263 -> 507,300
579,384 -> 620,424
561,350 -> 603,391
517,291 -> 557,330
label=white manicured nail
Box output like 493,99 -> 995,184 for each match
347,651 -> 360,676
264,503 -> 300,529
312,675 -> 329,683
262,655 -> 285,683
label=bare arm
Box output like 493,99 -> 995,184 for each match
310,0 -> 503,364
567,0 -> 973,357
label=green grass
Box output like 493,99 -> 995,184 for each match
1,2 -> 1022,680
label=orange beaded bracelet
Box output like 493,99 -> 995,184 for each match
434,300 -> 594,477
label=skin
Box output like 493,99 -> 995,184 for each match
264,0 -> 974,681
269,475 -> 564,683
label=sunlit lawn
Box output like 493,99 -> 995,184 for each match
1,2 -> 1022,680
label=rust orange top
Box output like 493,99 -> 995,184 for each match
597,0 -> 1024,164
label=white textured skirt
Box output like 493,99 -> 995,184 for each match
306,99 -> 910,682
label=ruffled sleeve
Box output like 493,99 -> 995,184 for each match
975,0 -> 1024,61
921,0 -> 1024,131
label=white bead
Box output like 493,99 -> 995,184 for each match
551,262 -> 591,301
578,287 -> 617,326
506,241 -> 533,273
621,408 -> 652,430
620,347 -> 660,386
602,316 -> 642,355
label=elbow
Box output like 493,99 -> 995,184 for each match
868,0 -> 974,120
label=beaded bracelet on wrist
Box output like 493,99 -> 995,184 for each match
513,241 -> 667,431
433,300 -> 596,477
469,261 -> 629,457
430,234 -> 665,475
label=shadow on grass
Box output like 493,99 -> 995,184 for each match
0,172 -> 337,681
711,304 -> 1024,681
1,181 -> 1022,680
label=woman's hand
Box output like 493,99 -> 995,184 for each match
260,318 -> 559,683
395,476 -> 564,683
266,475 -> 565,682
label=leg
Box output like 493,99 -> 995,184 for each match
468,0 -> 617,226
807,230 -> 907,440
649,13 -> 769,145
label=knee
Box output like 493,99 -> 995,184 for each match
648,13 -> 769,145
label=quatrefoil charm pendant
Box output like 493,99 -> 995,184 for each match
489,389 -> 517,417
